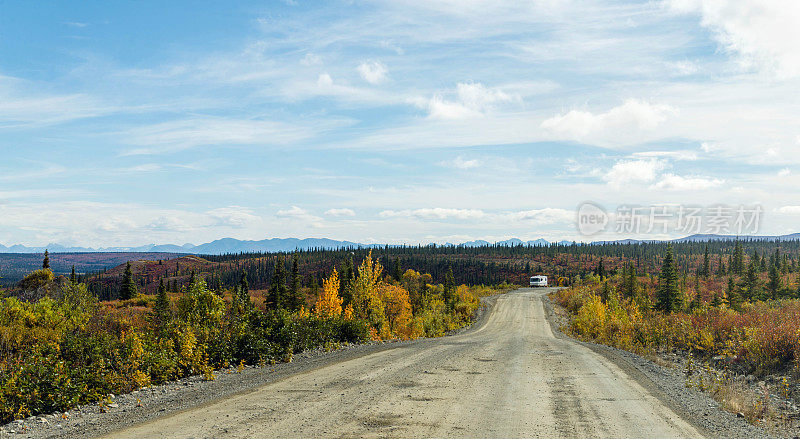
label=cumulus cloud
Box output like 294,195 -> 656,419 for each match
379,208 -> 486,220
420,82 -> 516,120
324,208 -> 356,217
357,61 -> 388,84
276,206 -> 324,226
668,0 -> 800,78
317,73 -> 334,87
541,99 -> 677,141
650,173 -> 724,191
277,206 -> 311,218
603,159 -> 666,187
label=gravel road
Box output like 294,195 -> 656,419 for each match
97,288 -> 739,438
4,287 -> 774,438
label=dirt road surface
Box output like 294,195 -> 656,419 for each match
105,288 -> 706,438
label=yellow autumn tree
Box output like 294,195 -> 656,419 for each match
377,283 -> 414,339
348,251 -> 386,337
314,268 -> 343,318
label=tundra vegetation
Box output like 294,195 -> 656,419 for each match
555,242 -> 800,423
0,251 -> 506,423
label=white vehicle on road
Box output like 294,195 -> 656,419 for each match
529,275 -> 548,287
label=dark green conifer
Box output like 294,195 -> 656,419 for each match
767,261 -> 782,300
656,244 -> 680,312
120,261 -> 137,300
153,279 -> 171,335
287,256 -> 304,311
268,258 -> 287,309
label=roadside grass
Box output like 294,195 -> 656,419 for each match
1,257 -> 511,424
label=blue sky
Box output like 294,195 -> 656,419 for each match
1,0 -> 799,247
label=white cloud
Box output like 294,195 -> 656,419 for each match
0,75 -> 114,128
700,142 -> 719,153
145,215 -> 193,232
650,173 -> 724,191
99,216 -> 139,232
505,208 -> 573,225
541,99 -> 677,141
357,61 -> 388,84
667,59 -> 700,75
317,73 -> 334,87
207,207 -> 261,228
301,53 -> 322,66
125,164 -> 164,172
442,156 -> 482,170
379,208 -> 486,220
668,0 -> 800,78
420,82 -> 516,120
122,117 -> 349,154
633,150 -> 698,161
775,206 -> 800,215
603,159 -> 666,187
324,208 -> 356,217
778,168 -> 791,177
277,206 -> 311,218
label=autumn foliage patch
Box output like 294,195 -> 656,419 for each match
0,251 -> 504,423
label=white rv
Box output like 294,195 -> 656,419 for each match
529,275 -> 548,287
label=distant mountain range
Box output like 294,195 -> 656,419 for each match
2,233 -> 799,255
0,238 -> 364,255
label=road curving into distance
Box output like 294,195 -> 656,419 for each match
105,288 -> 705,438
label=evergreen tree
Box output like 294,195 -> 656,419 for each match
767,261 -> 782,300
743,260 -> 760,301
711,291 -> 727,308
393,258 -> 402,281
339,257 -> 354,306
239,269 -> 249,297
120,261 -> 137,300
656,244 -> 680,312
287,256 -> 304,311
732,241 -> 744,275
620,263 -> 638,298
596,258 -> 606,280
42,250 -> 50,269
727,277 -> 743,311
153,279 -> 171,336
70,265 -> 77,284
700,245 -> 710,277
443,266 -> 456,309
716,256 -> 726,276
189,270 -> 197,287
267,257 -> 287,309
600,280 -> 612,302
